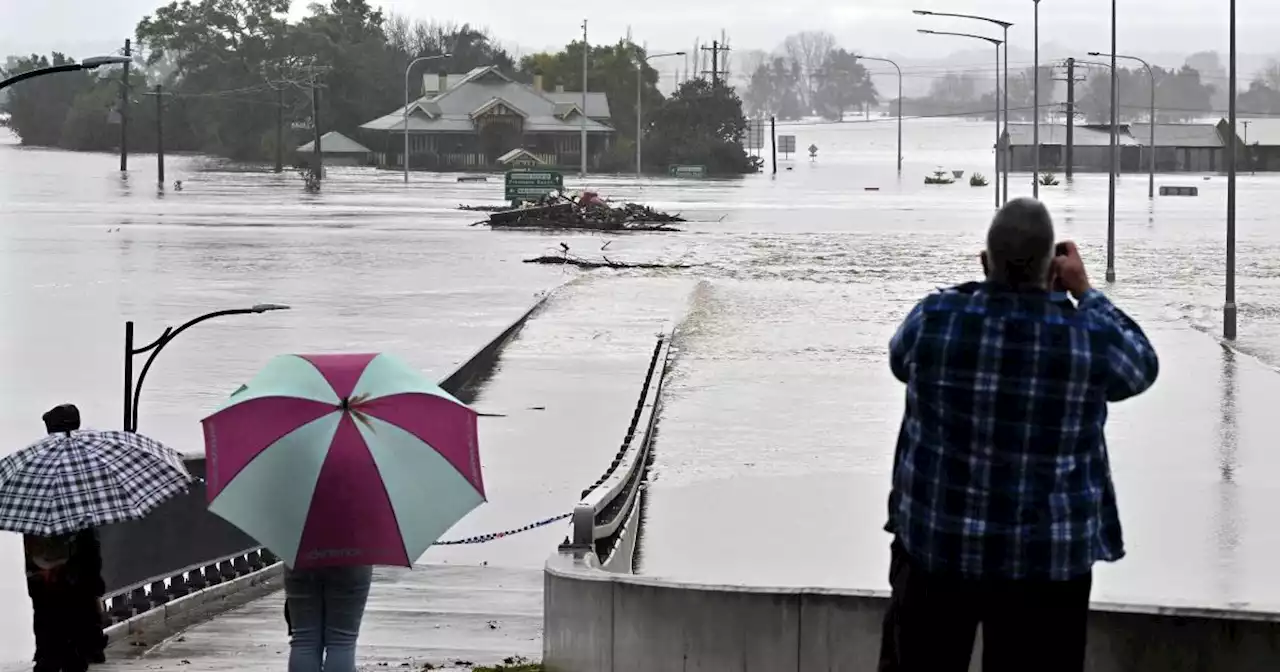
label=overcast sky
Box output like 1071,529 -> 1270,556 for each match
2,0 -> 1275,68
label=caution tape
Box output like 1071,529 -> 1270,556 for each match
431,512 -> 572,546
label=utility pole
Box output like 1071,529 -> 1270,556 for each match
770,115 -> 777,176
1055,58 -> 1086,179
700,41 -> 730,86
1106,0 -> 1118,284
580,19 -> 588,178
119,38 -> 130,172
275,87 -> 284,173
311,76 -> 322,181
155,85 -> 164,187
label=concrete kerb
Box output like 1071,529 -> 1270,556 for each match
104,562 -> 283,649
542,553 -> 1280,671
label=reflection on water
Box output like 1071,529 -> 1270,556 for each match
3,118 -> 1280,659
1216,345 -> 1241,608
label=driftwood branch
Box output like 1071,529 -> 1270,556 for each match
523,254 -> 691,270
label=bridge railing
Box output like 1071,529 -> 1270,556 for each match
97,291 -> 552,621
560,326 -> 672,572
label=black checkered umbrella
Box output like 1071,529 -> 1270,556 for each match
0,430 -> 193,536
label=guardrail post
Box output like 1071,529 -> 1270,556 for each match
109,594 -> 131,622
168,571 -> 189,598
149,580 -> 169,605
128,587 -> 149,614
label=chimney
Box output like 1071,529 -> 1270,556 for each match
555,84 -> 565,93
438,71 -> 448,93
533,72 -> 544,91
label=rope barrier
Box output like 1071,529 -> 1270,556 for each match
431,512 -> 571,546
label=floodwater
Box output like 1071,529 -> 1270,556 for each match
2,118 -> 1280,658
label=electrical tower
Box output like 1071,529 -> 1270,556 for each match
701,40 -> 730,86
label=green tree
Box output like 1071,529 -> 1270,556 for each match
645,78 -> 759,175
744,57 -> 804,120
812,49 -> 876,122
517,40 -> 663,147
2,53 -> 95,146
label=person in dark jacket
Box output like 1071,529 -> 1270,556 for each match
26,404 -> 108,672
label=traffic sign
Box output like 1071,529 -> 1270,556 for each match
504,169 -> 564,201
668,165 -> 707,178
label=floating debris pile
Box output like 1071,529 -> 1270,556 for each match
523,253 -> 691,270
464,193 -> 685,232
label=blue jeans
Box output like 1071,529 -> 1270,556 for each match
284,565 -> 373,672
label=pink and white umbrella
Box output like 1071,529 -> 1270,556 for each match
201,353 -> 484,569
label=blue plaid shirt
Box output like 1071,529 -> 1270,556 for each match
886,282 -> 1159,581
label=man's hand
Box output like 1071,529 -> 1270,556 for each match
1052,240 -> 1092,299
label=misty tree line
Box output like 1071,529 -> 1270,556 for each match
738,31 -> 878,122
1,0 -> 758,174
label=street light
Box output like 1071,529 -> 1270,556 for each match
0,55 -> 131,92
403,53 -> 452,184
636,51 -> 685,178
915,10 -> 1011,202
1107,0 -> 1118,283
124,304 -> 291,432
854,55 -> 903,174
1033,0 -> 1042,199
1091,51 -> 1156,199
1226,0 -> 1237,340
919,29 -> 1003,209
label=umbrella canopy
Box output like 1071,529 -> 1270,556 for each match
201,353 -> 484,569
0,430 -> 192,536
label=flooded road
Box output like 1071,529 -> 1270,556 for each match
2,118 -> 1279,658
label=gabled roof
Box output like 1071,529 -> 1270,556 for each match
497,148 -> 545,165
470,97 -> 528,119
296,130 -> 371,154
1221,118 -> 1280,146
553,101 -> 584,119
359,66 -> 615,135
544,91 -> 611,119
1004,123 -> 1140,147
1128,124 -> 1224,148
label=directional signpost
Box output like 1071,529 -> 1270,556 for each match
668,165 -> 708,178
504,169 -> 564,203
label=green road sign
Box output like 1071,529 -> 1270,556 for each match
668,165 -> 707,178
504,169 -> 564,201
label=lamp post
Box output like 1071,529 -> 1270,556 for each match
1033,0 -> 1041,199
915,10 -> 1011,201
0,55 -> 131,92
854,55 -> 903,174
124,304 -> 291,432
1091,51 -> 1156,199
919,29 -> 1003,209
636,51 -> 685,178
403,53 -> 452,184
1226,0 -> 1237,340
1106,0 -> 1118,284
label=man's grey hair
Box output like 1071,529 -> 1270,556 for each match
986,198 -> 1055,287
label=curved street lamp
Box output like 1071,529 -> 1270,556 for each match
124,304 -> 291,432
919,28 -> 1003,209
915,10 -> 1012,201
1090,51 -> 1156,199
853,55 -> 903,174
636,51 -> 685,178
403,53 -> 452,184
0,55 -> 131,93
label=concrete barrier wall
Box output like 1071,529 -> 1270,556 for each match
99,292 -> 552,594
544,553 -> 1280,671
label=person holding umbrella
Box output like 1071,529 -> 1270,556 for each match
202,352 -> 485,672
0,405 -> 193,672
25,404 -> 108,672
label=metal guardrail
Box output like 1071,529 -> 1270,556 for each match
561,327 -> 673,570
97,291 -> 553,617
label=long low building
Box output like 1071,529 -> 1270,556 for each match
1004,122 -> 1231,173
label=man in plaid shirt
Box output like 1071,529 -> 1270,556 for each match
878,199 -> 1159,672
